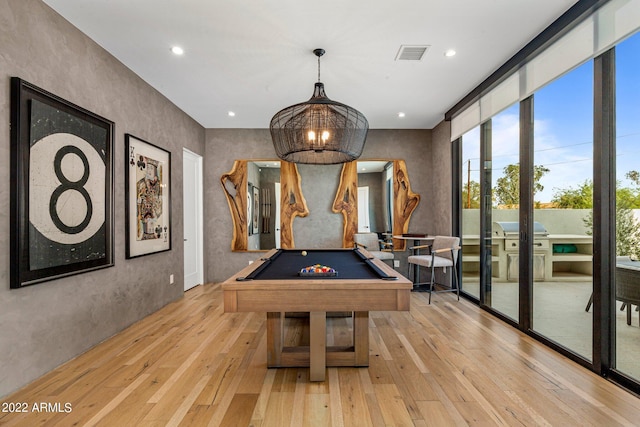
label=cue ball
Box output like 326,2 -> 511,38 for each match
301,251 -> 307,256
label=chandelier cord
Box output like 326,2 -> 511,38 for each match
317,55 -> 321,82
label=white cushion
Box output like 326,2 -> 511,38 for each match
408,255 -> 453,268
354,233 -> 382,249
430,236 -> 460,261
370,250 -> 394,260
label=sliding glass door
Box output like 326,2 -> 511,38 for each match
614,31 -> 640,382
532,61 -> 594,360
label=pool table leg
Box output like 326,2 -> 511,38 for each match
309,311 -> 327,381
353,311 -> 369,366
266,312 -> 283,367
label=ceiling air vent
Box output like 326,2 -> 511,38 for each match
395,45 -> 430,61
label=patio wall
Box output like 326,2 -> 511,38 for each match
462,209 -> 592,236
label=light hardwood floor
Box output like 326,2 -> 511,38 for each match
1,283 -> 639,426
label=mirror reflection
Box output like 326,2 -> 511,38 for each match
221,159 -> 307,252
334,159 -> 418,250
356,161 -> 394,236
247,161 -> 281,250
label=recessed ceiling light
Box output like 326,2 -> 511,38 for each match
398,112 -> 406,118
444,49 -> 456,57
171,46 -> 184,55
228,111 -> 236,117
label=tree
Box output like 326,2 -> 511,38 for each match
583,207 -> 640,258
462,180 -> 480,208
616,208 -> 640,258
620,170 -> 640,208
626,170 -> 640,186
552,177 -> 640,209
551,180 -> 593,208
556,178 -> 640,258
618,170 -> 640,258
494,163 -> 550,206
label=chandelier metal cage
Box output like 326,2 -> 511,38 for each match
270,48 -> 369,164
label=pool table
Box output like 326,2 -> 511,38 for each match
221,248 -> 412,381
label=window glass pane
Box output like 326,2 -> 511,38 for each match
533,60 -> 593,360
488,103 -> 520,321
461,127 -> 480,299
615,31 -> 640,381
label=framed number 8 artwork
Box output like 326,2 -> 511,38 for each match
10,78 -> 115,288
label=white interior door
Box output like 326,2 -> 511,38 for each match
357,186 -> 370,232
183,149 -> 203,291
275,183 -> 281,248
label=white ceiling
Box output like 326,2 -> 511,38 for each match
43,0 -> 578,130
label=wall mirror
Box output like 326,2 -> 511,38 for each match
222,158 -> 418,252
356,161 -> 394,234
221,160 -> 308,251
333,159 -> 419,250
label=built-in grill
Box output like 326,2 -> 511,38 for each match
493,221 -> 549,280
493,221 -> 549,242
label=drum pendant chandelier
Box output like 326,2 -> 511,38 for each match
270,48 -> 369,164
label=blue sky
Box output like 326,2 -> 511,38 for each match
463,30 -> 640,204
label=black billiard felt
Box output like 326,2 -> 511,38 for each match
242,248 -> 394,280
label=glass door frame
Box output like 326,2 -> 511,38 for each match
518,97 -> 534,333
479,121 -> 493,309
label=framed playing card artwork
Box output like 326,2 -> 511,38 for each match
125,134 -> 171,258
10,77 -> 115,288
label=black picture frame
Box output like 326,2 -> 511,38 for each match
125,134 -> 171,258
10,77 -> 115,289
247,182 -> 254,236
252,185 -> 260,234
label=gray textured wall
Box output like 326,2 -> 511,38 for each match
206,129 -> 435,283
294,163 -> 345,248
430,120 -> 453,235
0,0 -> 205,397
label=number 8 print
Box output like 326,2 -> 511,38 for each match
29,133 -> 105,246
50,145 -> 93,234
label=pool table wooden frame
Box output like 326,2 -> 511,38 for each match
221,248 -> 412,381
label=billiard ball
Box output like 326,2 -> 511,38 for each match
301,250 -> 307,256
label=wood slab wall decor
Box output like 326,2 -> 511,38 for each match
280,161 -> 309,249
220,160 -> 248,251
333,159 -> 420,251
332,161 -> 358,248
392,160 -> 420,251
